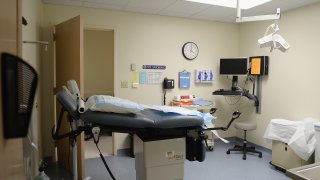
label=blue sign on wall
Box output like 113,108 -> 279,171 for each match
179,71 -> 190,89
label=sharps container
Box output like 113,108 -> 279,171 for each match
315,122 -> 320,163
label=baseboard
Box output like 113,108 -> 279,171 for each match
117,148 -> 133,157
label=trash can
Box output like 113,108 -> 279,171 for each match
315,122 -> 320,163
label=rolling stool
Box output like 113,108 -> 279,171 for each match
226,122 -> 262,160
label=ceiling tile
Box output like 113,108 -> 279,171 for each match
124,6 -> 161,15
280,0 -> 320,12
191,15 -> 233,22
42,0 -> 320,22
192,6 -> 235,19
82,1 -> 125,10
240,0 -> 308,17
126,0 -> 177,10
43,0 -> 83,6
83,0 -> 129,6
295,0 -> 320,7
83,0 -> 127,3
158,10 -> 192,18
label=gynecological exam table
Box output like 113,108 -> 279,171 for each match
52,80 -> 241,180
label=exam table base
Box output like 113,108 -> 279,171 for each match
134,135 -> 185,180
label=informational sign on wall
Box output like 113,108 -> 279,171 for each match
142,65 -> 166,70
132,71 -> 139,88
138,71 -> 163,84
139,71 -> 146,84
179,71 -> 190,89
146,71 -> 163,84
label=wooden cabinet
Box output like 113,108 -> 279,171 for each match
0,0 -> 25,179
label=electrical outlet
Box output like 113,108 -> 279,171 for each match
130,64 -> 136,71
121,81 -> 128,88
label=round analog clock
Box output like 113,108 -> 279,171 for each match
182,42 -> 198,60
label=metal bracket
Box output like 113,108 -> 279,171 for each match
236,0 -> 280,23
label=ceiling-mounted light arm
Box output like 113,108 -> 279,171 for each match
237,0 -> 241,19
236,0 -> 280,23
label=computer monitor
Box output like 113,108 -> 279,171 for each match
219,58 -> 248,90
220,58 -> 248,75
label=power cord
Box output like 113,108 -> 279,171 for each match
95,143 -> 116,180
92,127 -> 116,180
163,90 -> 167,105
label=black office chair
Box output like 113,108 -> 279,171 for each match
226,122 -> 262,160
1,52 -> 38,138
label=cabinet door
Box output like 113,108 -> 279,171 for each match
0,0 -> 25,179
0,0 -> 21,55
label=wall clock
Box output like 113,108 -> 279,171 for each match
182,42 -> 198,60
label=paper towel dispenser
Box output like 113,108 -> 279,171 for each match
1,53 -> 38,138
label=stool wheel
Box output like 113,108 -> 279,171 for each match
208,146 -> 213,151
259,153 -> 262,158
226,150 -> 230,154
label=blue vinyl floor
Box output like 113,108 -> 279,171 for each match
84,139 -> 290,180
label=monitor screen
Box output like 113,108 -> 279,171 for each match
220,58 -> 248,75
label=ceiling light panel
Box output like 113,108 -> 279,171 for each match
184,0 -> 272,9
164,0 -> 210,14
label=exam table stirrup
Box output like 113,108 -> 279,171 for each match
204,111 -> 241,131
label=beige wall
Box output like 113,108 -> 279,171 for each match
22,0 -> 44,177
238,3 -> 320,149
43,4 -> 239,104
84,30 -> 114,98
42,4 -> 240,152
37,1 -> 320,156
40,2 -> 320,155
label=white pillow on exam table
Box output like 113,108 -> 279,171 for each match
85,95 -> 144,114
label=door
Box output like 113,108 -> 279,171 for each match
54,15 -> 84,179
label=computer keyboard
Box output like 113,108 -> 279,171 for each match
213,89 -> 259,107
213,89 -> 248,96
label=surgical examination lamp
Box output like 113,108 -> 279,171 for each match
236,0 -> 290,52
257,21 -> 290,52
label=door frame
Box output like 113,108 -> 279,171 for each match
83,25 -> 118,155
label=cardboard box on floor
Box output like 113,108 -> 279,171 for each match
272,140 -> 314,170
